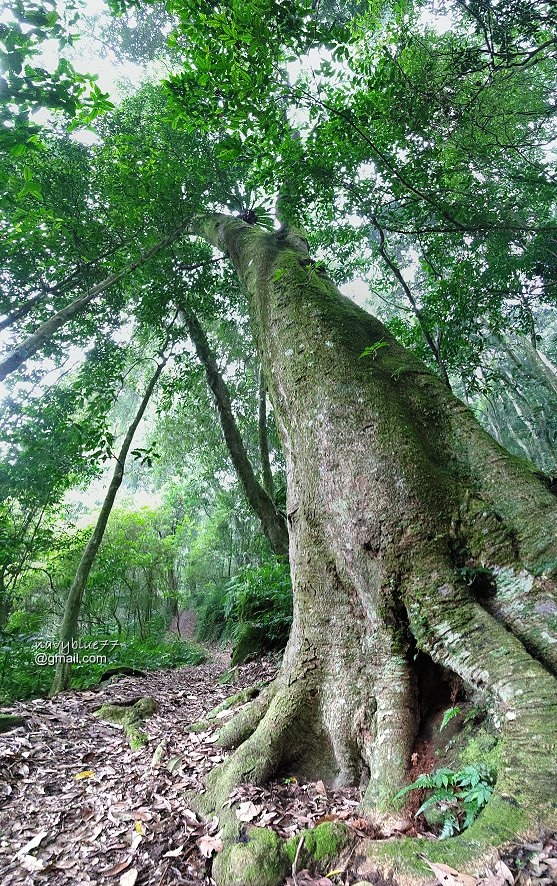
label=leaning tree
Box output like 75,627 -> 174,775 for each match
2,0 -> 556,880
187,211 -> 557,884
148,0 -> 556,879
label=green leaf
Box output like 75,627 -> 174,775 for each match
440,706 -> 461,731
359,340 -> 389,359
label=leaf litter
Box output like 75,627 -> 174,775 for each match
0,655 -> 555,886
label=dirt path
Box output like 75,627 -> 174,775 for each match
168,610 -> 198,640
0,656 -> 273,886
0,655 -> 555,886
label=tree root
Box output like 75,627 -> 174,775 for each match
217,680 -> 276,747
353,795 -> 532,885
185,681 -> 273,740
94,696 -> 157,750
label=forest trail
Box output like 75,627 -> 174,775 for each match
168,611 -> 199,641
0,655 -> 365,886
0,655 -> 555,886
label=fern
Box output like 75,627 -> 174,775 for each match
394,764 -> 496,837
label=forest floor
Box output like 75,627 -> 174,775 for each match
0,652 -> 556,886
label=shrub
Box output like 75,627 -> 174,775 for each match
0,631 -> 206,702
394,763 -> 496,838
195,561 -> 293,662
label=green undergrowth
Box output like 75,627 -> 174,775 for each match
0,632 -> 206,702
194,561 -> 292,663
395,763 -> 496,837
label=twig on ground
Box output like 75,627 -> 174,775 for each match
292,832 -> 305,886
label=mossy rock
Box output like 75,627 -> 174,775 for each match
94,696 -> 157,750
97,666 -> 147,683
231,625 -> 266,665
285,821 -> 351,865
212,826 -> 288,886
0,714 -> 26,733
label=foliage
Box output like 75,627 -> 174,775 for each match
0,0 -> 113,154
1,0 -> 557,717
440,705 -> 461,731
0,630 -> 205,702
394,763 -> 496,838
196,561 -> 293,661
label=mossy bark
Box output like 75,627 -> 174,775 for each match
191,214 -> 557,883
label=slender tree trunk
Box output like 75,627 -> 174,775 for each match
373,217 -> 453,390
182,309 -> 289,558
191,214 -> 557,884
0,224 -> 187,382
0,292 -> 45,333
49,350 -> 169,695
258,366 -> 275,499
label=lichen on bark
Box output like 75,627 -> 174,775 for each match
191,213 -> 557,885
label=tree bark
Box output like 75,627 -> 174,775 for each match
0,223 -> 188,382
191,214 -> 557,883
258,366 -> 275,499
49,350 -> 169,695
0,292 -> 45,333
182,309 -> 289,558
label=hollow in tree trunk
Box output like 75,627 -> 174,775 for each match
191,214 -> 557,884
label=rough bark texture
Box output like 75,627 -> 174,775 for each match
258,366 -> 275,499
49,355 -> 168,695
183,309 -> 289,558
191,214 -> 557,884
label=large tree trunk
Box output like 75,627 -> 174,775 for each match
182,309 -> 289,558
258,365 -> 275,499
192,214 -> 557,884
49,351 -> 169,695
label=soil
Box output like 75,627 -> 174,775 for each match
0,654 -> 555,886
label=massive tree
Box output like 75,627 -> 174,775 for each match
186,213 -> 557,883
2,0 -> 557,880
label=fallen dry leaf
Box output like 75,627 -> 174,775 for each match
236,800 -> 262,822
420,857 -> 478,886
15,829 -> 48,857
163,846 -> 183,857
103,858 -> 132,877
197,834 -> 224,857
19,854 -> 46,872
119,868 -> 138,886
